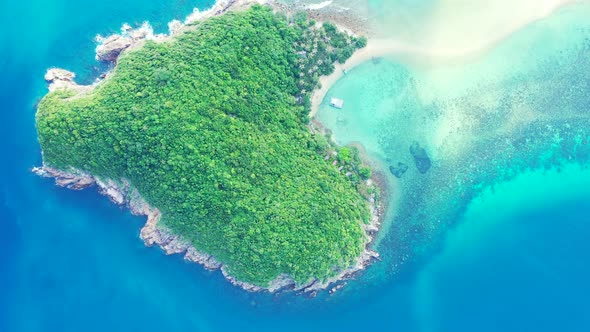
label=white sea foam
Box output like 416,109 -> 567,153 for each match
306,1 -> 333,10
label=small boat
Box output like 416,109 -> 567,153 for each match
330,97 -> 344,109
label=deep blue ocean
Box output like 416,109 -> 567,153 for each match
1,1 -> 589,331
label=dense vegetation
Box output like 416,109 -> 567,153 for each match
36,6 -> 371,286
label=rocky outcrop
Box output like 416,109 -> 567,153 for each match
410,141 -> 432,174
33,166 -> 95,190
33,165 -> 383,295
299,247 -> 380,293
44,68 -> 75,83
135,196 -> 222,269
34,165 -> 225,268
95,22 -> 158,62
96,178 -> 126,205
44,69 -> 78,92
185,247 -> 222,270
95,35 -> 133,62
184,0 -> 242,24
168,20 -> 183,35
94,0 -> 255,63
44,1 -> 266,95
389,162 -> 409,178
221,267 -> 264,292
43,68 -> 97,94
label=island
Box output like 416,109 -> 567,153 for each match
34,1 -> 382,293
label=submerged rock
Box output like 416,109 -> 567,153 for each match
389,162 -> 409,178
329,282 -> 346,295
410,142 -> 432,174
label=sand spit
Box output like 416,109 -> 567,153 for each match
309,0 -> 579,116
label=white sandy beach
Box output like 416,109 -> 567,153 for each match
310,0 -> 579,117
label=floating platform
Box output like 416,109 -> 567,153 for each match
330,97 -> 344,109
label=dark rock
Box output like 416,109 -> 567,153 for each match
96,35 -> 133,62
389,162 -> 409,178
410,142 -> 431,174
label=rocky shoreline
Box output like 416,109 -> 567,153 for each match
33,165 -> 383,294
45,0 -> 369,100
36,0 -> 384,295
94,0 -> 261,64
91,0 -> 370,68
44,0 -> 253,97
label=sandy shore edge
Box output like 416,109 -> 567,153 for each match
308,0 -> 578,117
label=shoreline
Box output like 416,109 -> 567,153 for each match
36,1 -> 387,292
32,165 -> 384,294
308,0 -> 577,117
45,0 -> 254,95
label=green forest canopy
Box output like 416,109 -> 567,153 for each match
36,5 -> 371,286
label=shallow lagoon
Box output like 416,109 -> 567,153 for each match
1,0 -> 590,331
317,1 -> 590,255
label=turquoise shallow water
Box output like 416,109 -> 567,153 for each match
413,165 -> 590,331
2,0 -> 590,331
318,1 -> 590,249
